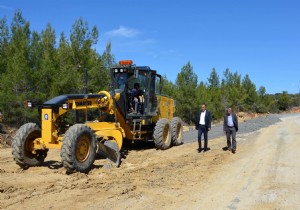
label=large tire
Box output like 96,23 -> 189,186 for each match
170,117 -> 183,146
61,124 -> 96,173
12,123 -> 47,168
153,118 -> 171,150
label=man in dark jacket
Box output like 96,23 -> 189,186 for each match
223,108 -> 238,153
195,103 -> 211,152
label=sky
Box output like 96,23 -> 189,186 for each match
1,0 -> 300,94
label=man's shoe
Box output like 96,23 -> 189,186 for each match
203,148 -> 210,152
222,146 -> 228,151
197,148 -> 202,153
232,149 -> 236,154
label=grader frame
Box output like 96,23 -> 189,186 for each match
12,60 -> 183,173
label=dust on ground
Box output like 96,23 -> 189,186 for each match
1,114 -> 300,209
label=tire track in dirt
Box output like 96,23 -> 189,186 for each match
0,136 -> 234,209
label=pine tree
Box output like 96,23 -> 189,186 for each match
161,75 -> 176,97
221,69 -> 245,111
36,23 -> 58,100
52,32 -> 77,94
0,10 -> 33,125
242,74 -> 257,111
95,41 -> 114,91
207,68 -> 220,89
207,68 -> 223,119
0,17 -> 10,74
195,81 -> 211,121
175,61 -> 198,123
69,17 -> 100,93
277,91 -> 290,111
256,86 -> 270,113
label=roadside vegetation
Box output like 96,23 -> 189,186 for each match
1,11 -> 299,126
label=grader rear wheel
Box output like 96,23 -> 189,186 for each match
170,117 -> 183,146
153,118 -> 171,150
12,123 -> 47,168
61,124 -> 96,173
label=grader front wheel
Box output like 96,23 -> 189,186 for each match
12,123 -> 47,168
75,135 -> 92,162
61,124 -> 96,173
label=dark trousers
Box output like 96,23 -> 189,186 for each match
198,125 -> 208,150
226,127 -> 236,150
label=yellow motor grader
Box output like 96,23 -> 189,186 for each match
12,60 -> 183,173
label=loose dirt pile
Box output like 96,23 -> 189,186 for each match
0,124 -> 15,148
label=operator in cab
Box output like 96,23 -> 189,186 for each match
131,83 -> 143,114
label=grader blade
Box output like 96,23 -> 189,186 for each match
97,141 -> 121,168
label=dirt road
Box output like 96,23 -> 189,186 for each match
1,114 -> 299,209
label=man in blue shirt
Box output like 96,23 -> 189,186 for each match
223,108 -> 239,153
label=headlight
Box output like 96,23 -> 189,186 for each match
26,101 -> 32,108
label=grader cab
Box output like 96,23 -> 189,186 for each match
12,60 -> 183,173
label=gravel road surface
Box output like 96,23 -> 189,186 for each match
183,114 -> 283,143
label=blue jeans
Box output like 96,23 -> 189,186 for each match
198,125 -> 208,150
